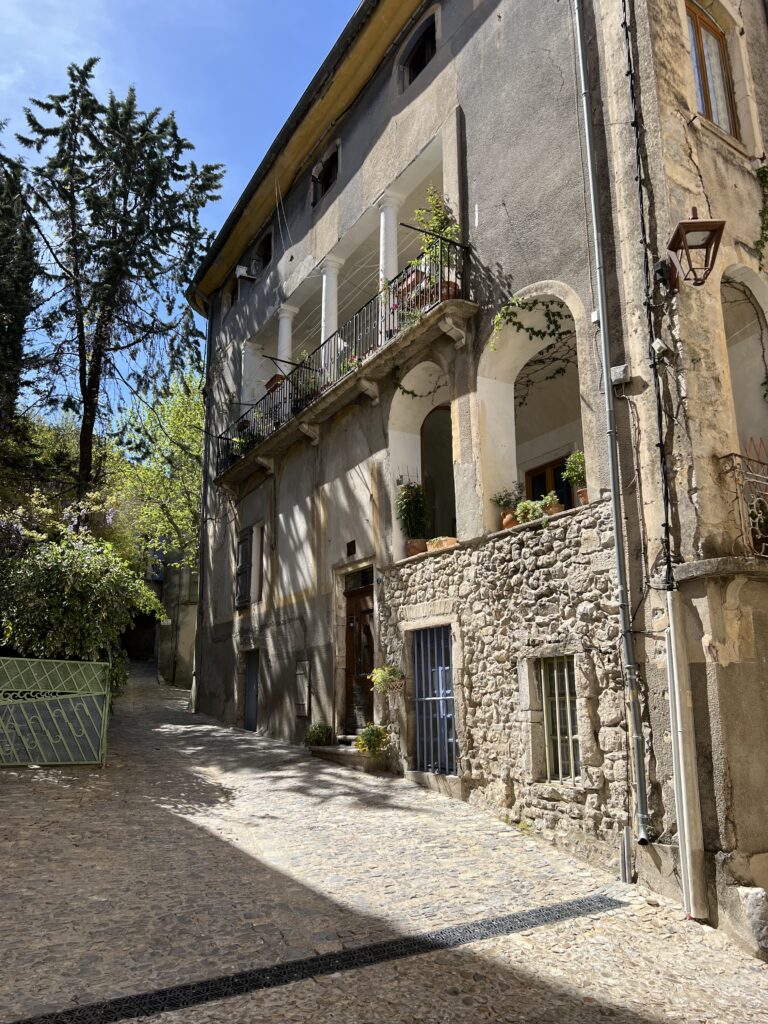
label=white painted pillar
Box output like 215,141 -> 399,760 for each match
377,191 -> 402,287
320,256 -> 345,342
277,303 -> 298,371
241,340 -> 264,407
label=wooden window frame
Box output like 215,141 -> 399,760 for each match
685,2 -> 740,140
525,456 -> 568,501
403,15 -> 437,87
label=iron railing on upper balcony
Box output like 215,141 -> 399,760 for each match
216,237 -> 468,475
720,451 -> 768,558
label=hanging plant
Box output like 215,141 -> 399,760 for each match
491,296 -> 577,407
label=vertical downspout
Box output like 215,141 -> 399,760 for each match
191,295 -> 214,713
573,0 -> 650,845
617,0 -> 708,918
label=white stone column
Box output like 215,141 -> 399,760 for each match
320,256 -> 345,342
241,340 -> 264,407
377,191 -> 402,287
277,303 -> 298,371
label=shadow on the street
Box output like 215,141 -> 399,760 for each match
0,677 -> 664,1024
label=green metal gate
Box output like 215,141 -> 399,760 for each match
0,657 -> 110,766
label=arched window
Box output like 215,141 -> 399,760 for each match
421,406 -> 456,538
402,16 -> 437,88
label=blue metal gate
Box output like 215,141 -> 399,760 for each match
412,625 -> 458,775
0,657 -> 110,766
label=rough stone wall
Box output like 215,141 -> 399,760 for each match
378,500 -> 636,865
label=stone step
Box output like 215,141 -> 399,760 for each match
309,745 -> 382,773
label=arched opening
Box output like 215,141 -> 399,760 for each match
477,297 -> 583,529
388,360 -> 455,557
421,407 -> 456,537
722,274 -> 768,460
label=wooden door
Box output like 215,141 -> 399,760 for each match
345,587 -> 374,733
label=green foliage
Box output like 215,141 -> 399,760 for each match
0,535 -> 163,698
491,485 -> 523,509
412,185 -> 460,267
395,482 -> 427,540
562,450 -> 586,489
368,664 -> 405,694
113,370 -> 204,569
356,723 -> 389,754
756,166 -> 768,273
0,145 -> 38,430
1,58 -> 223,494
515,491 -> 560,524
304,721 -> 333,747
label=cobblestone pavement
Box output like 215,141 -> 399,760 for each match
2,666 -> 767,1024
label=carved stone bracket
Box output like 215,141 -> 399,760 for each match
438,315 -> 467,349
359,378 -> 380,405
298,422 -> 320,446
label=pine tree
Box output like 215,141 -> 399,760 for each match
3,59 -> 223,497
0,152 -> 37,430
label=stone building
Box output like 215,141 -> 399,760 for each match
188,1 -> 768,956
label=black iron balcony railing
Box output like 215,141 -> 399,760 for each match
720,452 -> 768,558
216,237 -> 468,475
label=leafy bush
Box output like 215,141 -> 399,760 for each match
491,485 -> 522,509
356,722 -> 389,754
395,482 -> 427,539
0,535 -> 163,699
368,664 -> 405,694
515,491 -> 560,524
304,721 -> 333,746
562,450 -> 586,489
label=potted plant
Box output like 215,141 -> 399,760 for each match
368,664 -> 405,695
562,450 -> 588,505
514,491 -> 562,524
291,351 -> 322,414
426,536 -> 458,551
338,353 -> 361,376
396,482 -> 428,556
491,485 -> 523,529
304,721 -> 333,747
411,185 -> 461,299
356,722 -> 390,770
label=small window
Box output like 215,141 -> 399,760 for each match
686,2 -> 738,138
344,566 -> 374,593
540,656 -> 580,783
235,530 -> 252,608
403,16 -> 437,87
525,457 -> 573,510
250,232 -> 273,277
312,148 -> 338,206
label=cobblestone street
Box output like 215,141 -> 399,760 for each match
2,666 -> 767,1024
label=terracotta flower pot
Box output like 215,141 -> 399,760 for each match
406,539 -> 428,556
501,509 -> 518,529
426,537 -> 458,552
576,487 -> 589,506
440,279 -> 460,300
544,501 -> 565,515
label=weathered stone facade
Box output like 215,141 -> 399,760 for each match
378,501 -> 638,867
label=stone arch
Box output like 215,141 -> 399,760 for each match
476,282 -> 594,531
388,360 -> 453,558
719,263 -> 768,459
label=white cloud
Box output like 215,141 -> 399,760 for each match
0,0 -> 111,133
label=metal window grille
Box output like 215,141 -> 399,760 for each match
541,656 -> 580,783
413,625 -> 458,775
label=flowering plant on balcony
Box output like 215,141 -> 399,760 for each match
338,353 -> 361,375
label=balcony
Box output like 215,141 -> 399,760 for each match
720,452 -> 768,558
216,237 -> 472,480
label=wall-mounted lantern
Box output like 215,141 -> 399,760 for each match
655,207 -> 726,291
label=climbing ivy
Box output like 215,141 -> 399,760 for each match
756,166 -> 768,273
492,296 -> 577,408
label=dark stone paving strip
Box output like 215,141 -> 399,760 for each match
8,894 -> 624,1024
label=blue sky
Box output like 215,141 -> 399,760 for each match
0,0 -> 360,234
